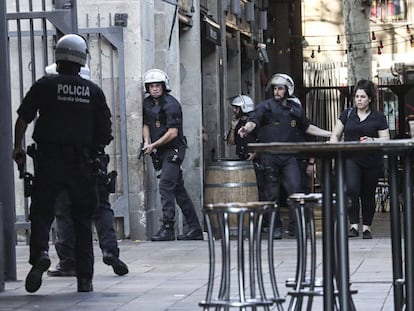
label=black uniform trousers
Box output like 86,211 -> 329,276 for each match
158,147 -> 201,229
29,146 -> 97,280
54,180 -> 119,270
261,153 -> 300,228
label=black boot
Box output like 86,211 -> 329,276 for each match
177,227 -> 203,240
25,251 -> 51,293
103,251 -> 129,276
151,223 -> 175,241
77,278 -> 93,292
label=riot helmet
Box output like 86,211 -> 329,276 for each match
231,95 -> 254,113
143,69 -> 171,93
55,34 -> 88,66
267,73 -> 295,96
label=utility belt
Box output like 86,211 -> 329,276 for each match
36,143 -> 93,160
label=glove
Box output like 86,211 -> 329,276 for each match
289,105 -> 303,118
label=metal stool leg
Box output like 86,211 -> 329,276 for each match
288,201 -> 307,311
306,206 -> 317,311
267,209 -> 285,311
203,213 -> 215,311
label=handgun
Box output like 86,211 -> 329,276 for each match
138,142 -> 145,160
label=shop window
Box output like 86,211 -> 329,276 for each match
371,0 -> 406,22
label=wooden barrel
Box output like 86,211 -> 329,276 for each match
204,160 -> 258,236
204,160 -> 258,204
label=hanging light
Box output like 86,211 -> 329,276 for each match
410,35 -> 414,47
407,25 -> 411,34
377,46 -> 382,55
371,31 -> 376,40
301,36 -> 309,48
317,45 -> 321,53
311,50 -> 315,58
380,40 -> 384,49
336,35 -> 341,44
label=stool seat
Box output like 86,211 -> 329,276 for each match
288,193 -> 322,203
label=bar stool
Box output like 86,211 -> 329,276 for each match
285,193 -> 323,311
199,201 -> 285,310
286,193 -> 359,311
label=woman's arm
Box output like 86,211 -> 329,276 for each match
360,128 -> 390,142
329,121 -> 344,143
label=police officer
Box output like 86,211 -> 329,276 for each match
12,34 -> 113,293
43,64 -> 128,277
238,73 -> 331,239
142,69 -> 203,241
226,95 -> 266,201
226,95 -> 256,160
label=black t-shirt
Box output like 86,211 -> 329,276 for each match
339,107 -> 389,167
143,93 -> 185,150
17,74 -> 113,149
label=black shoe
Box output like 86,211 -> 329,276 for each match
25,251 -> 51,293
177,228 -> 203,240
47,264 -> 76,277
103,252 -> 129,276
272,227 -> 283,240
363,230 -> 373,239
77,278 -> 93,292
151,224 -> 175,241
348,227 -> 359,238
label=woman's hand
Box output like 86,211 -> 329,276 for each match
359,136 -> 374,142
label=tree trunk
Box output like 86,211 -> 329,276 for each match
343,0 -> 372,85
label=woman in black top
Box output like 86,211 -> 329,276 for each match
330,79 -> 390,239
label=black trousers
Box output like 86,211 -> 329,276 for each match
158,147 -> 201,230
53,183 -> 119,270
29,147 -> 97,280
345,159 -> 383,226
261,154 -> 300,228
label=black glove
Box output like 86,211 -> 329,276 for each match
289,105 -> 303,118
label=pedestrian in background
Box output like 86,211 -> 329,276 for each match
47,161 -> 128,277
12,34 -> 113,292
142,69 -> 203,241
238,73 -> 331,239
330,79 -> 390,239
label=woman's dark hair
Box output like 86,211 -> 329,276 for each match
353,79 -> 377,111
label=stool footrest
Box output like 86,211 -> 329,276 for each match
288,289 -> 324,297
285,277 -> 324,288
288,288 -> 358,297
199,298 -> 274,307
